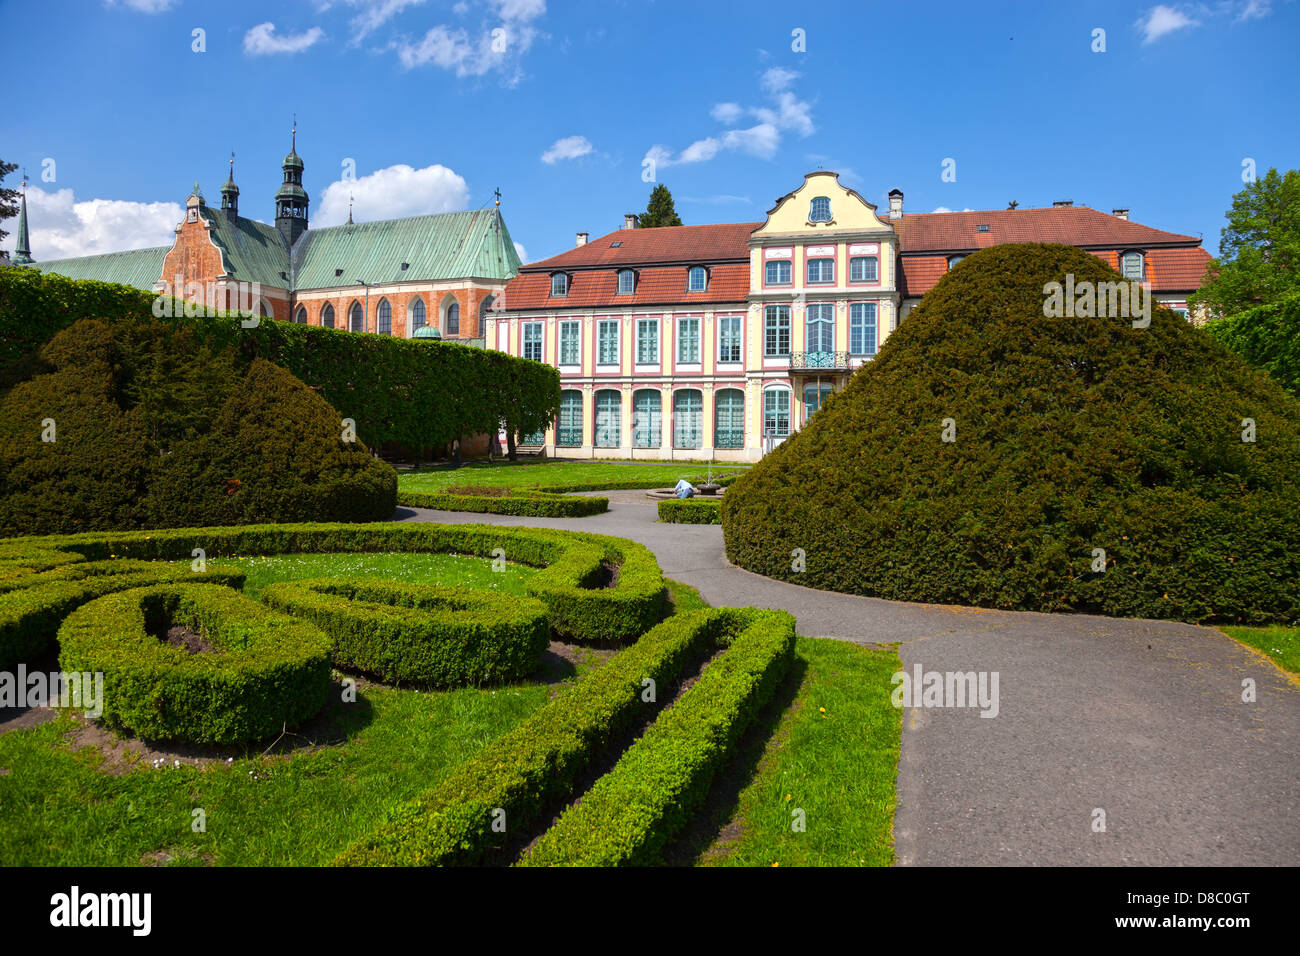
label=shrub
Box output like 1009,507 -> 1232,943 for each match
57,583 -> 331,744
398,489 -> 608,517
261,577 -> 550,687
722,243 -> 1300,624
658,498 -> 722,524
1205,292 -> 1300,397
519,609 -> 795,866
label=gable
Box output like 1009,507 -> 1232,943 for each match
752,171 -> 892,239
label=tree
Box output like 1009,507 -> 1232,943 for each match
0,159 -> 19,246
1190,167 -> 1300,318
638,184 -> 682,228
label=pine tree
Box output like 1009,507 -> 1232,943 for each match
639,184 -> 682,228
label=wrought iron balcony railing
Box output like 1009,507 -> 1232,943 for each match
789,350 -> 850,371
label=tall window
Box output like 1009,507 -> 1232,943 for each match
446,301 -> 460,335
807,258 -> 834,284
349,301 -> 364,332
522,322 -> 543,361
718,314 -> 742,363
557,391 -> 583,447
410,298 -> 426,331
559,320 -> 580,365
551,273 -> 568,296
806,303 -> 835,354
850,256 -> 878,282
294,305 -> 307,324
673,389 -> 703,449
1121,251 -> 1144,280
714,388 -> 744,449
765,260 -> 792,285
688,266 -> 707,292
594,389 -> 621,447
677,316 -> 700,363
597,319 -> 619,365
809,196 -> 832,222
764,305 -> 791,356
618,270 -> 635,295
803,383 -> 833,424
763,389 -> 791,438
636,318 -> 658,364
321,303 -> 335,329
850,303 -> 878,356
377,298 -> 392,335
633,390 -> 661,448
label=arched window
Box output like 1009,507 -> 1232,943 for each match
714,388 -> 744,449
557,391 -> 583,447
376,298 -> 392,335
673,389 -> 703,449
763,388 -> 791,438
349,301 -> 364,333
479,294 -> 496,320
409,297 -> 426,332
321,303 -> 335,329
947,255 -> 965,271
294,305 -> 307,324
550,273 -> 568,296
809,196 -> 832,222
594,390 -> 621,448
444,298 -> 460,336
632,390 -> 661,448
1121,251 -> 1145,280
259,298 -> 273,318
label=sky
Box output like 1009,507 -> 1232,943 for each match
1,0 -> 1297,265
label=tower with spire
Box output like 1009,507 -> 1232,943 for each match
12,172 -> 32,265
220,151 -> 239,217
275,120 -> 309,248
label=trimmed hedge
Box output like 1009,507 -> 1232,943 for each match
519,608 -> 795,866
723,243 -> 1300,624
399,489 -> 609,517
58,583 -> 331,744
1206,292 -> 1300,397
657,498 -> 722,524
261,577 -> 549,687
0,521 -> 667,644
0,559 -> 246,669
332,607 -> 769,866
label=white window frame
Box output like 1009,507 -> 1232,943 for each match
522,321 -> 543,362
597,319 -> 620,365
636,318 -> 659,365
765,260 -> 792,285
558,320 -> 581,366
550,272 -> 568,296
763,388 -> 791,438
807,258 -> 834,285
718,314 -> 742,364
764,305 -> 791,356
677,315 -> 701,364
688,266 -> 707,292
809,196 -> 832,222
850,302 -> 877,356
850,256 -> 879,282
1121,251 -> 1145,280
618,269 -> 635,295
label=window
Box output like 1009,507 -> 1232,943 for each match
718,314 -> 742,363
850,303 -> 878,356
806,303 -> 835,354
714,388 -> 744,449
947,255 -> 965,271
321,303 -> 334,329
557,391 -> 583,447
521,429 -> 545,446
765,260 -> 792,285
636,318 -> 659,364
522,322 -> 543,361
1121,251 -> 1145,280
803,383 -> 833,424
673,389 -> 703,449
550,273 -> 568,296
259,298 -> 273,317
597,319 -> 619,365
446,301 -> 460,335
377,298 -> 392,335
764,305 -> 791,356
618,270 -> 635,295
1174,307 -> 1190,321
594,390 -> 620,447
559,320 -> 580,365
410,298 -> 425,331
807,258 -> 834,284
478,294 -> 496,321
809,196 -> 832,222
688,266 -> 707,292
763,389 -> 791,438
632,390 -> 661,448
850,256 -> 878,282
349,301 -> 364,332
294,305 -> 307,324
677,316 -> 700,363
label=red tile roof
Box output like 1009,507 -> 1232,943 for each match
504,262 -> 750,310
522,222 -> 760,270
892,206 -> 1199,251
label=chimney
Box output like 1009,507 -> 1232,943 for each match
1111,208 -> 1129,221
888,188 -> 904,220
1053,200 -> 1073,208
576,231 -> 588,247
623,213 -> 639,230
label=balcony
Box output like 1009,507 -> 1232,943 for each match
789,350 -> 850,372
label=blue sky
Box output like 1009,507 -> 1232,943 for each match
2,0 -> 1297,264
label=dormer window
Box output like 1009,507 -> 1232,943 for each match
947,255 -> 966,271
617,269 -> 635,295
809,196 -> 832,223
550,272 -> 568,296
688,266 -> 707,292
1120,251 -> 1145,280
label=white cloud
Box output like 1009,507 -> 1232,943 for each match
17,187 -> 181,261
513,240 -> 528,263
1136,5 -> 1200,43
710,102 -> 744,124
344,0 -> 428,41
105,0 -> 177,12
760,66 -> 799,93
243,23 -> 326,55
540,135 -> 592,164
930,206 -> 974,214
1234,0 -> 1272,20
315,163 -> 470,226
392,0 -> 546,84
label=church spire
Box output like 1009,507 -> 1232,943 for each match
275,119 -> 309,248
12,172 -> 32,265
221,151 -> 239,216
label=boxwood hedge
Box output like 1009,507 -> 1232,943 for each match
657,498 -> 722,524
398,489 -> 609,517
261,577 -> 550,687
58,583 -> 332,744
722,243 -> 1300,624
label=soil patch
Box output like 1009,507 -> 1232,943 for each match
165,624 -> 215,655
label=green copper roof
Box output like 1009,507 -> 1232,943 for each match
291,208 -> 522,290
12,189 -> 31,265
205,212 -> 290,289
412,325 -> 441,339
34,246 -> 169,290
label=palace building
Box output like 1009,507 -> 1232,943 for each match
14,131 -> 522,342
488,170 -> 1211,461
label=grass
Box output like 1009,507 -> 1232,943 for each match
1221,625 -> 1300,677
399,459 -> 747,494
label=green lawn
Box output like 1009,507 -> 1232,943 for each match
1221,625 -> 1300,677
399,459 -> 747,494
